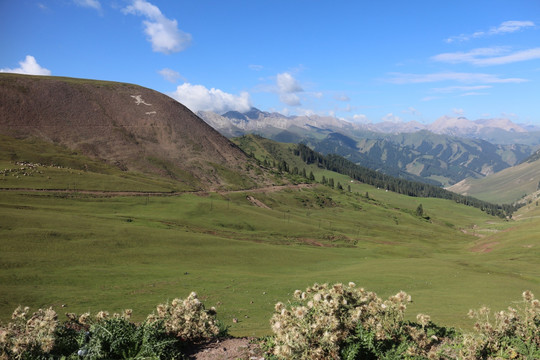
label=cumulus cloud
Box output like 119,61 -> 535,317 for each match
277,72 -> 303,93
0,55 -> 51,75
275,72 -> 303,106
170,83 -> 251,114
432,47 -> 540,66
446,20 -> 535,43
386,72 -> 527,84
73,0 -> 101,10
352,114 -> 368,123
158,68 -> 183,83
382,113 -> 402,123
123,0 -> 191,54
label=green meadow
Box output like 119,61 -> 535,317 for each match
2,166 -> 539,337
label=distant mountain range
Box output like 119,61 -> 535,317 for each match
199,108 -> 540,145
199,108 -> 539,186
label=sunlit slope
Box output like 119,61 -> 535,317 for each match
0,73 -> 264,191
448,156 -> 540,204
1,181 -> 537,336
0,134 -> 191,192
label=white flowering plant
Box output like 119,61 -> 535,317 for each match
0,306 -> 58,360
443,290 -> 540,360
146,291 -> 222,342
268,282 -> 420,359
0,292 -> 224,359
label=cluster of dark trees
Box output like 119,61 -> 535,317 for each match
293,143 -> 518,218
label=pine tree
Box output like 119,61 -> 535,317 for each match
416,204 -> 424,217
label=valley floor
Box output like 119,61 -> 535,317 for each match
1,184 -> 539,336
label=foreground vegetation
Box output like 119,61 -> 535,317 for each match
2,285 -> 539,359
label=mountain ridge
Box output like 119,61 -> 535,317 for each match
199,107 -> 540,144
199,108 -> 534,186
0,73 -> 265,190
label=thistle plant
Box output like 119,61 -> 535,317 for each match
269,282 -> 413,359
0,306 -> 58,360
146,291 -> 221,342
452,290 -> 540,360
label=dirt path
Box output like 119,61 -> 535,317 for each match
185,338 -> 264,360
0,183 -> 316,197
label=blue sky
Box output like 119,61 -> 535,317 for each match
1,0 -> 540,124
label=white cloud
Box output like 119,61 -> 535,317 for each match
493,21 -> 536,34
432,85 -> 492,93
446,20 -> 535,43
277,72 -> 303,93
453,108 -> 465,116
432,47 -> 540,66
300,109 -> 316,116
170,83 -> 251,114
386,72 -> 527,84
0,55 -> 51,75
73,0 -> 101,10
352,114 -> 368,123
123,0 -> 191,54
275,72 -> 303,106
279,93 -> 301,106
158,68 -> 182,83
382,113 -> 402,123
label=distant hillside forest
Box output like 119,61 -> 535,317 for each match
291,143 -> 518,218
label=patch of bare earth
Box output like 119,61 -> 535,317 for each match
246,195 -> 271,209
298,238 -> 333,247
185,338 -> 264,360
470,241 -> 499,253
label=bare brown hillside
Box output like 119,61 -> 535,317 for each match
0,73 -> 264,190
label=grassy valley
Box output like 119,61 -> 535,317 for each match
1,135 -> 539,339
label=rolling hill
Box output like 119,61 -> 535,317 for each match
0,73 -> 265,191
448,150 -> 540,204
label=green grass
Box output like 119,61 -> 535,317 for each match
448,158 -> 540,204
0,135 -> 188,192
1,182 -> 538,337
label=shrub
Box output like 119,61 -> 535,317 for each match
146,291 -> 221,342
444,290 -> 540,360
0,306 -> 57,360
269,282 -> 415,359
0,292 -> 222,359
